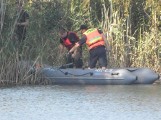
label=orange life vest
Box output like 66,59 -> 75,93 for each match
63,32 -> 76,50
63,38 -> 72,48
83,28 -> 105,50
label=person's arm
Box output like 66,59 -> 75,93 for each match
69,43 -> 80,54
17,11 -> 29,26
17,19 -> 29,26
69,35 -> 86,54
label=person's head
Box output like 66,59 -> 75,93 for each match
59,28 -> 67,39
79,25 -> 88,34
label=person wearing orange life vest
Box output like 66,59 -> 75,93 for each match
59,28 -> 83,68
69,25 -> 109,69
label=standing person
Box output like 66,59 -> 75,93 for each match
69,25 -> 109,69
58,28 -> 83,68
15,1 -> 29,43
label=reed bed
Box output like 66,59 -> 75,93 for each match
0,0 -> 160,85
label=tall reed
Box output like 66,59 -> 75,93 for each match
0,0 -> 160,85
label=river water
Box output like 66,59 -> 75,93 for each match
0,85 -> 161,120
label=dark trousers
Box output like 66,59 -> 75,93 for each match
66,53 -> 83,68
89,46 -> 107,68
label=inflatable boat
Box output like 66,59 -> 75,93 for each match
39,67 -> 160,85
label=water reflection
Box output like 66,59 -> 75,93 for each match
0,85 -> 161,120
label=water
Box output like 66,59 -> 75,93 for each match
0,85 -> 161,120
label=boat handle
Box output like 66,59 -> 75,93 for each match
111,73 -> 119,75
64,72 -> 93,76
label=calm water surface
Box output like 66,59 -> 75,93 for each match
0,85 -> 161,120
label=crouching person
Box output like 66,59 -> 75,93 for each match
58,28 -> 83,68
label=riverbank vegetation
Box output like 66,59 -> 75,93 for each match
0,0 -> 161,85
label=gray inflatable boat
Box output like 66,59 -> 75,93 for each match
39,67 -> 159,85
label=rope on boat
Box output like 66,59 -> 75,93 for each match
54,63 -> 120,76
58,69 -> 93,76
54,63 -> 93,76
